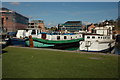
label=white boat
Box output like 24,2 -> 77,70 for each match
79,34 -> 115,52
16,28 -> 41,38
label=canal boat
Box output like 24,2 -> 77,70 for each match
25,32 -> 84,50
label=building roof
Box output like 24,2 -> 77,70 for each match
1,7 -> 28,19
62,21 -> 82,26
1,7 -> 10,11
0,7 -> 13,13
30,20 -> 44,23
65,21 -> 81,24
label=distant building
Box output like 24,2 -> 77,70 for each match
28,20 -> 46,32
1,7 -> 29,32
87,24 -> 96,33
86,22 -> 115,39
58,21 -> 82,32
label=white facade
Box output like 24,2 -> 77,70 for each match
94,25 -> 114,39
95,25 -> 114,33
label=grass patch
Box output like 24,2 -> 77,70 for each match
2,47 -> 119,78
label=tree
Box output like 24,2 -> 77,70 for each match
50,27 -> 58,31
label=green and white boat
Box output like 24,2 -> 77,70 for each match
25,32 -> 84,50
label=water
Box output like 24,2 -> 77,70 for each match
10,38 -> 26,47
115,47 -> 120,54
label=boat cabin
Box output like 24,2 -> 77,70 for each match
84,34 -> 111,41
16,28 -> 41,38
37,33 -> 83,40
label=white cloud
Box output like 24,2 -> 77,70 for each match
10,2 -> 20,5
82,21 -> 91,25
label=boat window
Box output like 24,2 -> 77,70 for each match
6,17 -> 8,20
92,36 -> 95,39
57,36 -> 60,40
76,36 -> 77,38
104,37 -> 106,39
108,37 -> 110,39
71,37 -> 72,39
101,37 -> 102,39
26,29 -> 28,32
98,37 -> 100,39
87,36 -> 90,39
64,36 -> 67,39
31,30 -> 36,34
79,35 -> 81,37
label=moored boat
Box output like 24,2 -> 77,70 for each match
25,33 -> 84,50
79,34 -> 115,52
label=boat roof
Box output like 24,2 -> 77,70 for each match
83,33 -> 102,35
25,28 -> 40,30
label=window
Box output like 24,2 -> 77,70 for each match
98,37 -> 100,39
31,23 -> 34,25
31,26 -> 34,28
31,30 -> 36,34
64,36 -> 67,39
57,36 -> 60,40
6,17 -> 8,20
108,37 -> 110,39
87,36 -> 90,39
92,36 -> 95,39
101,37 -> 102,39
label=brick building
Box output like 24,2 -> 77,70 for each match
1,7 -> 29,32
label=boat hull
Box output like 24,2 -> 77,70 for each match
79,41 -> 115,53
25,38 -> 84,50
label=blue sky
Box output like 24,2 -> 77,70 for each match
2,2 -> 118,27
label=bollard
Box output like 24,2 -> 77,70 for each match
29,35 -> 34,48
